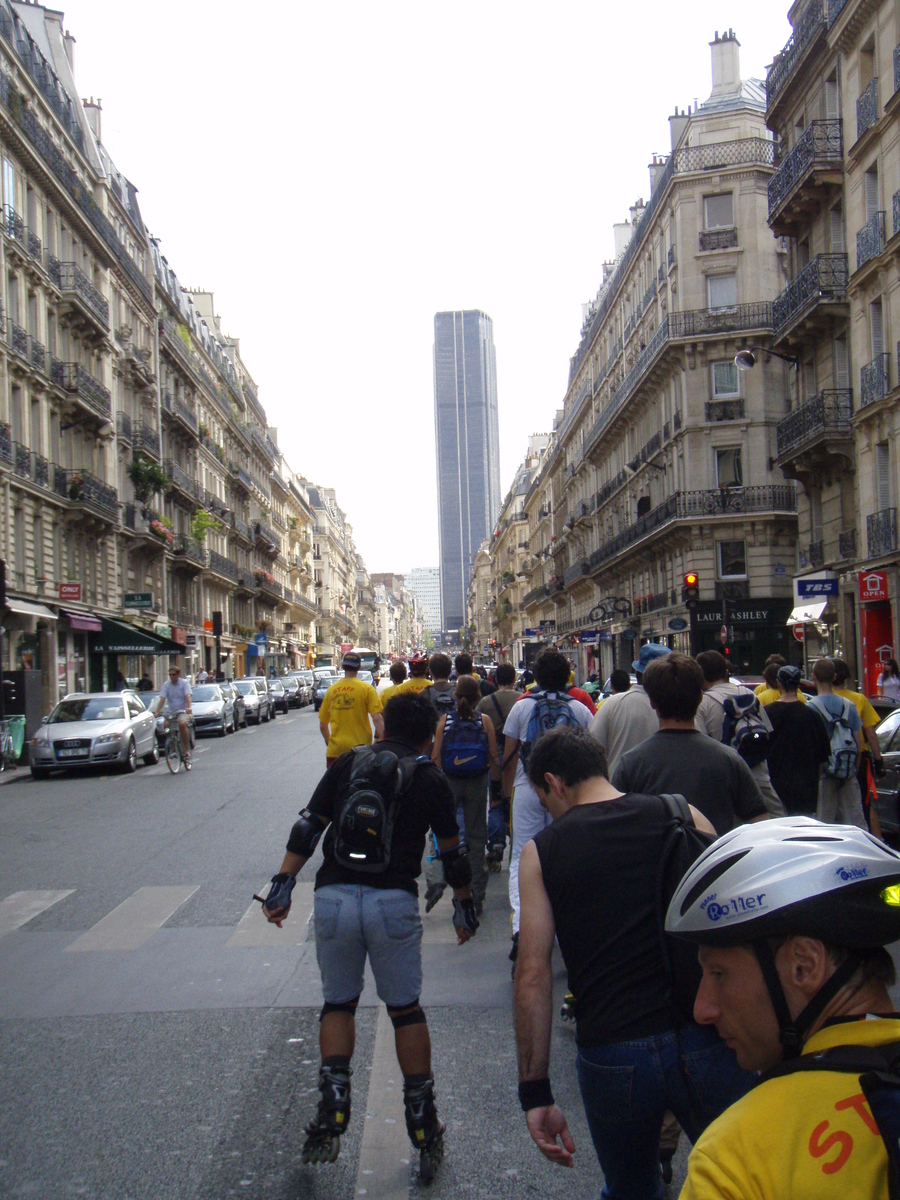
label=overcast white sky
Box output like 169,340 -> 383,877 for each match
60,0 -> 792,573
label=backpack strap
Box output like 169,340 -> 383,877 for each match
659,792 -> 694,827
490,692 -> 504,726
759,1039 -> 900,1084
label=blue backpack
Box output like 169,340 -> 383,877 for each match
441,712 -> 490,777
520,691 -> 578,767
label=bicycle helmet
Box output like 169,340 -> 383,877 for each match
666,818 -> 900,1056
409,652 -> 429,677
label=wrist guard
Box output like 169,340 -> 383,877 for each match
452,897 -> 479,935
439,841 -> 472,889
518,1078 -> 554,1112
265,873 -> 296,913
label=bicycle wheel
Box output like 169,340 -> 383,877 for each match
165,734 -> 181,774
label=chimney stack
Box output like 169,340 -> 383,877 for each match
648,155 -> 668,194
613,222 -> 633,258
669,107 -> 690,151
63,30 -> 75,72
710,29 -> 741,98
83,96 -> 101,142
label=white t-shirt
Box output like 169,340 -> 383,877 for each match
503,691 -> 594,801
879,672 -> 900,702
160,677 -> 192,713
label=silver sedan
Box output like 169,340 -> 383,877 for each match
30,691 -> 159,779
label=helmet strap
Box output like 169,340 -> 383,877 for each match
753,938 -> 863,1060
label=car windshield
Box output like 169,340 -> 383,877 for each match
234,682 -> 254,695
359,671 -> 373,683
51,698 -> 125,723
300,672 -> 313,682
315,670 -> 334,681
877,709 -> 900,752
270,682 -> 285,693
192,686 -> 222,702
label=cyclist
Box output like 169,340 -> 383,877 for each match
154,663 -> 193,765
667,818 -> 900,1199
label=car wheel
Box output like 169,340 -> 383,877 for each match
121,737 -> 138,773
219,719 -> 227,737
143,742 -> 159,766
30,766 -> 50,780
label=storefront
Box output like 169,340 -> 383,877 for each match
4,598 -> 57,714
857,570 -> 895,697
89,618 -> 185,691
690,598 -> 796,675
57,609 -> 102,697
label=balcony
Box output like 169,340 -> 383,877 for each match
229,512 -> 253,542
856,77 -> 879,143
867,508 -> 898,559
57,261 -> 109,337
772,254 -> 848,345
134,422 -> 161,460
65,469 -> 118,521
206,549 -> 240,584
160,390 -> 199,438
3,204 -> 25,254
768,120 -> 843,235
164,458 -> 200,505
839,528 -> 857,559
254,520 -> 279,553
856,211 -> 886,272
255,572 -> 283,600
171,536 -> 206,571
766,2 -> 827,114
705,399 -> 745,422
116,410 -> 133,445
699,227 -> 738,251
52,362 -> 111,421
7,318 -> 27,359
235,573 -> 259,597
776,390 -> 853,462
229,461 -> 253,494
11,441 -> 50,491
563,560 -> 591,587
860,353 -> 890,408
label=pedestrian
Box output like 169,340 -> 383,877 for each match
808,657 -> 866,828
515,726 -> 754,1192
260,692 -> 479,1180
595,667 -> 631,710
431,674 -> 499,915
477,663 -> 520,870
566,668 -> 597,715
455,653 -> 495,697
694,650 -> 785,817
137,671 -> 154,692
667,819 -> 900,1200
114,671 -> 127,691
197,666 -> 209,684
476,662 -> 519,741
379,660 -> 407,704
878,656 -> 900,703
318,651 -> 384,768
765,664 -> 831,815
422,653 -> 455,715
612,652 -> 769,835
753,654 -> 785,702
831,657 -> 886,832
397,652 -> 432,697
501,646 -> 594,969
589,643 -> 669,778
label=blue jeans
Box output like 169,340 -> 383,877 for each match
576,1022 -> 755,1200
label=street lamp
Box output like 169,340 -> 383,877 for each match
734,348 -> 799,371
624,457 -> 667,478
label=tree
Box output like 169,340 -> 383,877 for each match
127,455 -> 168,510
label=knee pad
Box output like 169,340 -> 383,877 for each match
388,1002 -> 427,1030
320,997 -> 360,1021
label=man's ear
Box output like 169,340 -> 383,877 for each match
782,937 -> 830,995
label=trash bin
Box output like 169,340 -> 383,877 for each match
7,715 -> 25,762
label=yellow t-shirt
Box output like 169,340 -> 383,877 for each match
835,686 -> 879,730
681,1017 -> 900,1200
397,677 -> 433,696
756,685 -> 806,706
379,683 -> 403,705
319,677 -> 383,759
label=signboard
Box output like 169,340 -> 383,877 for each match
598,629 -> 614,642
793,623 -> 805,643
797,578 -> 838,598
185,633 -> 197,648
580,631 -> 599,644
524,628 -> 542,637
720,625 -> 729,644
668,617 -> 688,631
859,571 -> 889,603
124,592 -> 153,609
621,629 -> 637,641
58,582 -> 82,602
203,619 -> 214,633
774,562 -> 786,577
255,633 -> 268,645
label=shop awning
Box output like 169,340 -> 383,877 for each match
786,601 -> 828,624
5,598 -> 56,620
90,618 -> 185,655
60,609 -> 102,632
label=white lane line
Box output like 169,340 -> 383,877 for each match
226,881 -> 315,947
354,1005 -> 410,1198
419,891 -> 457,944
65,885 -> 198,952
0,889 -> 74,938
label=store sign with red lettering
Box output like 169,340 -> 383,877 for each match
58,582 -> 82,602
858,571 -> 888,602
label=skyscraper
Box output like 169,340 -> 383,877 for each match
433,310 -> 501,635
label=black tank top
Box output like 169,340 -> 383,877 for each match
533,795 -> 676,1047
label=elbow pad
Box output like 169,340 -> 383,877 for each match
440,842 -> 472,889
287,809 -> 326,857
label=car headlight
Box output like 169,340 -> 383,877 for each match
95,733 -> 123,745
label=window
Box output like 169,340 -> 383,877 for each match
716,447 -> 743,488
712,360 -> 739,397
876,441 -> 892,511
865,165 -> 879,222
707,273 -> 737,309
871,298 -> 884,358
718,540 -> 747,578
704,194 -> 733,229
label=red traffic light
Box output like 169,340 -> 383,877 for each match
684,572 -> 698,588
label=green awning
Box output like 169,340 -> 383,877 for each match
90,618 -> 185,655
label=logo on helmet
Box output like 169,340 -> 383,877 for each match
704,893 -> 768,921
836,864 -> 868,882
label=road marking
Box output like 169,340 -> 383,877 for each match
354,1005 -> 409,1197
0,889 -> 74,937
226,881 -> 315,947
419,892 -> 458,944
65,885 -> 198,952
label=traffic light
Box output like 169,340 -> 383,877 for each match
682,571 -> 700,608
212,610 -> 223,637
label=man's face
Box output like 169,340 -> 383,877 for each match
695,945 -> 782,1071
169,670 -> 180,683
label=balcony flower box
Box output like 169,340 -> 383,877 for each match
254,569 -> 275,586
149,519 -> 173,545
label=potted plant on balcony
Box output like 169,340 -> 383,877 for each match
68,472 -> 84,500
149,518 -> 174,546
191,509 -> 221,544
128,454 -> 169,512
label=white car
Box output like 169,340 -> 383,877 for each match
30,691 -> 159,778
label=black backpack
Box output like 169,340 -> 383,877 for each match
332,746 -> 428,873
719,689 -> 770,768
656,793 -> 717,1026
430,685 -> 456,717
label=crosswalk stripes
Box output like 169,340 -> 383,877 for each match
65,885 -> 199,952
225,881 -> 315,948
0,889 -> 74,937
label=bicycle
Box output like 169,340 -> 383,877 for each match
162,714 -> 195,774
0,718 -> 16,771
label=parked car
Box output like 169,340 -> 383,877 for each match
30,691 -> 159,778
282,674 -> 303,708
219,681 -> 247,729
314,671 -> 337,712
298,670 -> 315,706
268,679 -> 289,715
874,707 -> 900,837
141,693 -> 170,746
191,684 -> 235,737
234,678 -> 271,724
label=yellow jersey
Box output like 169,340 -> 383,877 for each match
379,683 -> 403,705
319,677 -> 383,759
835,686 -> 879,731
397,677 -> 433,696
756,685 -> 806,706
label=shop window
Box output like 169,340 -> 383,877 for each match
718,540 -> 747,579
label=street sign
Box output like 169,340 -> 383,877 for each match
774,562 -> 786,577
124,592 -> 153,609
621,629 -> 637,641
668,617 -> 688,631
58,582 -> 82,602
185,633 -> 197,648
793,623 -> 806,643
719,625 -> 729,644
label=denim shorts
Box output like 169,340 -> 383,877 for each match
314,883 -> 423,1008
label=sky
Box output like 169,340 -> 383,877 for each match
59,0 -> 793,574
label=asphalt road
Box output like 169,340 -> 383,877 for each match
0,705 -> 693,1199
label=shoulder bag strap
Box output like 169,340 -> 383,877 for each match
659,792 -> 693,826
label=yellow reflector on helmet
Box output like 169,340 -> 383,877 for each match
881,884 -> 900,907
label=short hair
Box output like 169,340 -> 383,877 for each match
763,654 -> 786,670
831,657 -> 851,686
533,646 -> 572,692
382,692 -> 438,742
496,663 -> 516,686
429,653 -> 452,681
455,653 -> 473,675
527,726 -> 609,790
695,650 -> 730,684
777,664 -> 801,692
763,662 -> 780,688
642,652 -> 704,721
455,674 -> 481,719
610,668 -> 631,693
389,661 -> 407,684
812,657 -> 836,684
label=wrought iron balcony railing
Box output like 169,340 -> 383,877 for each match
857,211 -> 886,270
766,1 -> 826,107
839,528 -> 857,559
230,513 -> 252,541
134,423 -> 160,459
3,203 -> 24,247
254,519 -> 278,547
0,421 -> 10,464
706,399 -> 745,422
26,227 -> 40,261
773,254 -> 848,337
699,227 -> 738,251
768,120 -> 843,217
163,458 -> 197,500
861,353 -> 890,407
867,507 -> 897,558
7,319 -> 27,358
172,536 -> 206,566
116,411 -> 133,443
776,390 -> 853,458
58,262 -> 109,325
857,77 -> 879,141
11,441 -> 49,490
207,549 -> 240,583
29,335 -> 44,374
55,363 -> 111,419
67,469 -> 118,517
